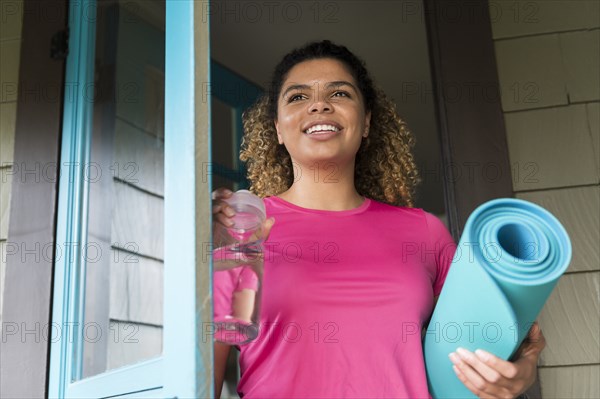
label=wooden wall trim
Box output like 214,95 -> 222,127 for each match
423,0 -> 540,397
0,0 -> 67,397
423,0 -> 514,237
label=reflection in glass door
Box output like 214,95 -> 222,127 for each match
80,0 -> 165,379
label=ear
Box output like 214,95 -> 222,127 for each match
363,111 -> 372,138
275,120 -> 284,144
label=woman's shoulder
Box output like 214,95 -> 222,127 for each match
367,197 -> 426,216
367,198 -> 449,231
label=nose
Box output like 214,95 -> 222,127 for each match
309,99 -> 332,114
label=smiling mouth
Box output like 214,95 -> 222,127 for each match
303,124 -> 341,135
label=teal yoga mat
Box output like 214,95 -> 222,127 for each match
424,198 -> 571,399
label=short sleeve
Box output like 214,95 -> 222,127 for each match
424,212 -> 457,297
213,267 -> 260,319
236,266 -> 259,291
213,269 -> 237,319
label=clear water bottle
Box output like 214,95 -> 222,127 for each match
213,190 -> 265,345
224,190 -> 266,248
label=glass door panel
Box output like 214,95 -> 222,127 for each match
80,0 -> 165,379
49,1 -> 212,397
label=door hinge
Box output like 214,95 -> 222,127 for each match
51,28 -> 69,60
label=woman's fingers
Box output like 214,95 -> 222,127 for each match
454,348 -> 510,387
512,322 -> 547,362
214,211 -> 234,227
472,349 -> 520,380
212,191 -> 237,247
211,188 -> 234,220
212,187 -> 233,201
212,191 -> 236,229
526,322 -> 546,353
450,349 -> 510,397
212,200 -> 235,217
450,347 -> 535,399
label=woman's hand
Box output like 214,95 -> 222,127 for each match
449,322 -> 546,399
212,188 -> 275,271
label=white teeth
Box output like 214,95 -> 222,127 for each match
305,124 -> 340,134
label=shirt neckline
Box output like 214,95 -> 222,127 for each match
268,195 -> 372,216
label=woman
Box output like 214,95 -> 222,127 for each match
212,40 -> 545,398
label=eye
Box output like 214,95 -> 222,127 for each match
332,91 -> 350,98
288,93 -> 306,103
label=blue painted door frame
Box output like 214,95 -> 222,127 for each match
48,1 -> 213,397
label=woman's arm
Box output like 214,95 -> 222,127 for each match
448,322 -> 546,399
214,342 -> 231,399
212,189 -> 274,398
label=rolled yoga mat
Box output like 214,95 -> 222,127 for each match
424,198 -> 572,399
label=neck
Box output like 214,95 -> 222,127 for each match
278,160 -> 364,211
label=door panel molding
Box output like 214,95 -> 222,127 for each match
163,1 -> 213,397
0,0 -> 67,397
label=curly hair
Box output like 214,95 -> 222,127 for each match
239,40 -> 422,207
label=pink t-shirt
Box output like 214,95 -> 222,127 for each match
215,196 -> 457,398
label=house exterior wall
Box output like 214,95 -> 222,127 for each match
490,1 -> 600,397
104,6 -> 165,371
0,0 -> 23,329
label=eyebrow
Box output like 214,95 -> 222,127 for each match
281,80 -> 358,99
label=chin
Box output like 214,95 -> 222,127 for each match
295,152 -> 356,167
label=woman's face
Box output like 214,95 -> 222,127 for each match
274,58 -> 371,168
